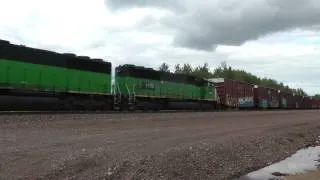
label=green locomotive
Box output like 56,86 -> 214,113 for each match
114,64 -> 217,110
0,40 -> 112,110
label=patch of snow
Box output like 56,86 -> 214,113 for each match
237,146 -> 320,180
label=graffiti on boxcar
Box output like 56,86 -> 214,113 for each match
238,96 -> 254,107
225,94 -> 237,107
268,95 -> 279,108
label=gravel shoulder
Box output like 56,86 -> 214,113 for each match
1,110 -> 320,180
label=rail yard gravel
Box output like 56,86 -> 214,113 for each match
1,110 -> 320,180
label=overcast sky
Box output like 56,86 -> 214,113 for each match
1,0 -> 320,95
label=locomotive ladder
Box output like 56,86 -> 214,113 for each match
132,84 -> 136,104
113,83 -> 121,109
125,84 -> 136,106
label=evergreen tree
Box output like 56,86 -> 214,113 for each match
168,61 -> 309,96
158,62 -> 170,72
182,64 -> 193,74
192,63 -> 212,78
174,64 -> 182,73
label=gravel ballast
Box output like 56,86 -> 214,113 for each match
1,110 -> 320,180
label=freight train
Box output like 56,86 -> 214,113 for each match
211,78 -> 320,110
0,39 -> 319,111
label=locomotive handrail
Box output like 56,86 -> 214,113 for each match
132,84 -> 136,97
114,83 -> 118,93
117,83 -> 121,96
125,84 -> 131,99
113,83 -> 121,99
132,84 -> 136,103
132,84 -> 135,96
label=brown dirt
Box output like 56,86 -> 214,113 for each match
1,110 -> 320,180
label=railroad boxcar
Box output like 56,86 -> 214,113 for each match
254,86 -> 268,109
254,86 -> 279,109
114,64 -> 217,110
279,91 -> 293,109
292,95 -> 304,109
0,39 -> 112,110
302,96 -> 312,109
268,88 -> 280,108
210,78 -> 255,109
237,81 -> 255,109
311,98 -> 320,109
210,78 -> 238,109
316,99 -> 320,109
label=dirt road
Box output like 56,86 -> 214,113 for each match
1,110 -> 320,180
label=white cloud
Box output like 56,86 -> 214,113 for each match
0,0 -> 159,50
1,0 -> 320,95
216,42 -> 320,94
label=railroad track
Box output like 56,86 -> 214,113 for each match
0,108 -> 314,115
0,109 -> 214,115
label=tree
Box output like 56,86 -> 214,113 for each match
296,88 -> 307,96
182,63 -> 193,74
192,63 -> 212,79
174,64 -> 182,73
170,61 -> 309,96
159,62 -> 170,72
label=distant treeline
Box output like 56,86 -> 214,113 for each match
158,61 -> 308,96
